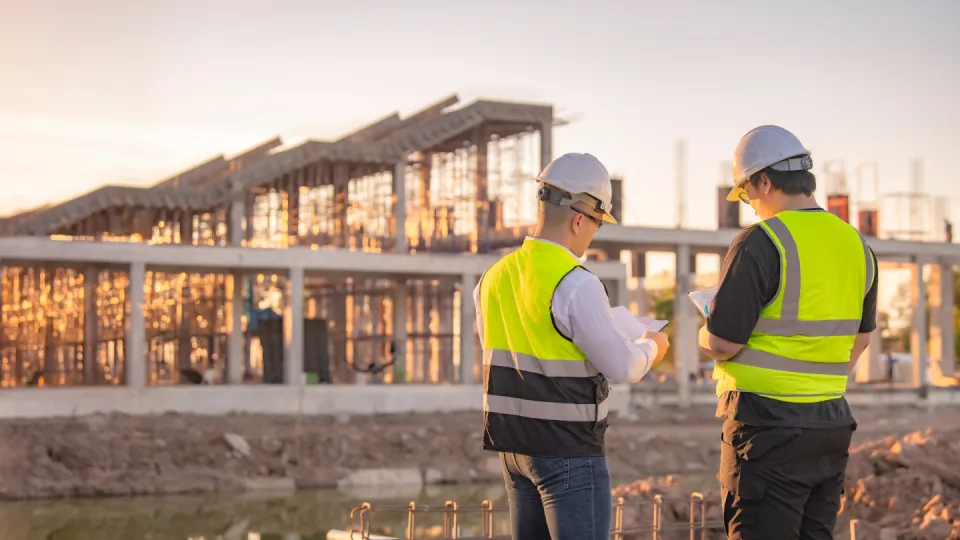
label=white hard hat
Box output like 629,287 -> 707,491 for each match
536,152 -> 617,224
727,125 -> 813,202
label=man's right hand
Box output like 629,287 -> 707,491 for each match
641,330 -> 670,365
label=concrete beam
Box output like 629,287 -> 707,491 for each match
593,224 -> 960,262
0,384 -> 955,420
0,237 -> 628,282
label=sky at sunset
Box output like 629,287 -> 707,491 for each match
1,0 -> 958,247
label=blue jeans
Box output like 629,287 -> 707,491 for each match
499,452 -> 612,540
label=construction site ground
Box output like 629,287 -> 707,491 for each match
2,404 -> 960,538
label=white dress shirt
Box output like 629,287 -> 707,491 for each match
473,237 -> 659,384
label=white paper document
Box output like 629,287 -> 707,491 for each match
609,306 -> 669,341
687,286 -> 718,318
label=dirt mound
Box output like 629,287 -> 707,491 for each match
611,428 -> 960,540
835,428 -> 960,540
0,411 -> 722,500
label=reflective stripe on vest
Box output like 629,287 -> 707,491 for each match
714,211 -> 874,403
484,348 -> 600,378
484,394 -> 609,423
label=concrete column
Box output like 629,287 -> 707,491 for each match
615,276 -> 628,310
228,197 -> 245,246
940,263 -> 956,376
83,266 -> 99,385
855,325 -> 883,384
927,263 -> 955,380
633,277 -> 650,316
540,121 -> 553,171
333,164 -> 349,248
854,304 -> 882,384
226,274 -> 244,384
392,279 -> 408,382
125,262 -> 146,388
475,130 -> 489,252
439,279 -> 455,382
393,160 -> 408,253
674,244 -> 692,408
460,273 -> 477,385
283,267 -> 305,386
226,197 -> 246,385
910,259 -> 928,389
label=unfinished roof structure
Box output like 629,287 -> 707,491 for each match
0,94 -> 554,253
0,94 -> 556,389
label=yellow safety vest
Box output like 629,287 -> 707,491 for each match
479,238 -> 609,457
714,210 -> 876,403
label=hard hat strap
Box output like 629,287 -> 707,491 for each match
769,155 -> 813,173
537,186 -> 610,215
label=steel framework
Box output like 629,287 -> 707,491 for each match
0,94 -> 553,388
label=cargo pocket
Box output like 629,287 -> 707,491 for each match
718,430 -> 767,533
720,464 -> 768,533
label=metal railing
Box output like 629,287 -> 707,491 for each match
340,493 -> 729,540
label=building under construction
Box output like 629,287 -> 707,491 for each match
3,92 -> 957,398
0,94 -> 561,388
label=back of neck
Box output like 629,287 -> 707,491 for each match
777,195 -> 821,213
532,227 -> 573,251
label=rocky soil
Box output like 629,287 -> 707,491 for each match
1,405 -> 960,538
611,426 -> 960,540
0,407 -> 723,501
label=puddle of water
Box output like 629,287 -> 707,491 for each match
0,483 -> 510,540
0,474 -> 720,539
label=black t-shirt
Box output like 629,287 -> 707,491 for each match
707,208 -> 878,428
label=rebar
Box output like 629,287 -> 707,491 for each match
342,495 -> 726,540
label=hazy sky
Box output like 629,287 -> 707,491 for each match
1,0 -> 958,239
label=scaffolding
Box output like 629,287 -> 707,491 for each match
0,95 -> 552,387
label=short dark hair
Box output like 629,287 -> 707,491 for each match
749,162 -> 817,197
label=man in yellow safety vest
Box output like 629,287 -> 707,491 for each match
476,152 -> 670,539
698,125 -> 878,539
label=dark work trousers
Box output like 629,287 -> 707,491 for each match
718,418 -> 855,540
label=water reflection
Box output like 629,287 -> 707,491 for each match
0,483 -> 509,540
0,474 -> 721,540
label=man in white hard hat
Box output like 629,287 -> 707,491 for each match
475,152 -> 670,539
698,126 -> 878,539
